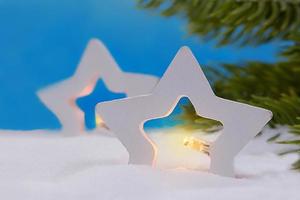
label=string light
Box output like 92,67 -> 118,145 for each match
183,137 -> 210,155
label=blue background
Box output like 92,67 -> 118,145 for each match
0,0 -> 282,130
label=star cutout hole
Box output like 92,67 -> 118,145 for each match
76,79 -> 126,130
144,97 -> 223,170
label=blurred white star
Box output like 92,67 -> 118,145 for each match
37,39 -> 158,136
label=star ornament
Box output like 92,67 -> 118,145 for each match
96,46 -> 273,177
37,39 -> 158,135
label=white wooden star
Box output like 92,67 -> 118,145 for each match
37,39 -> 158,136
96,46 -> 272,177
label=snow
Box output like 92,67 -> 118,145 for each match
0,128 -> 299,200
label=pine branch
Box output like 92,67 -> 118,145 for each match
138,0 -> 300,45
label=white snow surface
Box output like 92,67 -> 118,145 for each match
0,127 -> 299,200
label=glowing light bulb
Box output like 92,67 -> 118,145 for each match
95,115 -> 101,125
183,137 -> 210,155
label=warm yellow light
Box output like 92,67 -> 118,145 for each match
95,114 -> 104,126
183,137 -> 210,155
79,82 -> 95,96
